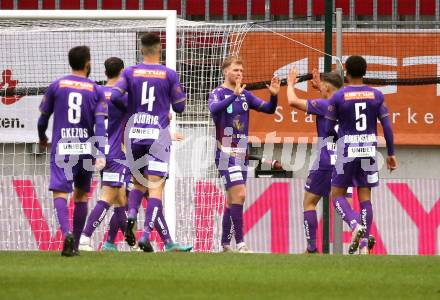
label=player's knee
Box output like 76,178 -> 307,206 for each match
52,191 -> 68,200
303,192 -> 320,210
236,187 -> 246,203
73,188 -> 88,202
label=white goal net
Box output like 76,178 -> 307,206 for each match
0,11 -> 251,252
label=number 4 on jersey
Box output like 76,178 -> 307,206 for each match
141,81 -> 156,111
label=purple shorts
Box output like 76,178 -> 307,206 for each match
101,158 -> 129,187
216,156 -> 248,190
331,159 -> 379,188
49,160 -> 93,193
128,143 -> 170,178
304,169 -> 332,197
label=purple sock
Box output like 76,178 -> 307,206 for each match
82,200 -> 110,237
333,196 -> 360,230
106,210 -> 119,244
73,201 -> 88,250
54,197 -> 70,236
128,189 -> 144,219
117,206 -> 127,234
303,210 -> 318,252
142,198 -> 161,241
155,214 -> 173,245
230,204 -> 244,244
221,207 -> 233,246
360,200 -> 373,237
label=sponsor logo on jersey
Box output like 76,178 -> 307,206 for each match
133,69 -> 166,79
344,91 -> 375,101
59,80 -> 94,92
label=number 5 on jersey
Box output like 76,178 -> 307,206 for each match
355,102 -> 367,131
141,81 -> 156,111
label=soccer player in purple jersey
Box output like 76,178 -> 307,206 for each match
325,56 -> 398,254
78,57 -> 129,252
111,33 -> 192,252
287,67 -> 343,253
37,46 -> 107,257
209,56 -> 280,253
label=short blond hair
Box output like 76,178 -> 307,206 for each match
222,56 -> 243,71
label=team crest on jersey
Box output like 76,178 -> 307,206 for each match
328,105 -> 334,112
311,100 -> 318,108
242,102 -> 248,111
104,92 -> 111,100
232,116 -> 243,131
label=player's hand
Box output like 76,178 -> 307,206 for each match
287,67 -> 298,86
387,155 -> 398,173
172,131 -> 185,141
234,78 -> 246,96
39,136 -> 48,149
311,68 -> 322,91
267,76 -> 280,96
95,157 -> 106,171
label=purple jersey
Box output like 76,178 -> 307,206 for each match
113,63 -> 186,146
99,85 -> 127,160
209,86 -> 275,158
307,98 -> 336,170
326,85 -> 388,159
39,75 -> 107,160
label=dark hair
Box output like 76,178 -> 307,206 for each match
141,33 -> 161,55
104,57 -> 124,79
222,56 -> 243,71
68,46 -> 91,71
321,72 -> 343,89
345,55 -> 367,78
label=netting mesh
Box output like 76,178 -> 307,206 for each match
0,17 -> 250,251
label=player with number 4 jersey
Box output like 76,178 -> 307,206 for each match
37,46 -> 107,257
325,55 -> 397,254
111,33 -> 192,252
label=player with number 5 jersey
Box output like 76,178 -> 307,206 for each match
37,46 -> 108,257
111,33 -> 192,252
325,55 -> 398,254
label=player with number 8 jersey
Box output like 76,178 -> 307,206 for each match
37,46 -> 108,257
111,33 -> 192,252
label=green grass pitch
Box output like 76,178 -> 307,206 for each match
1,252 -> 439,300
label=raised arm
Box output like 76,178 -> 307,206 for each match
287,67 -> 307,111
208,77 -> 245,114
208,92 -> 237,114
325,95 -> 338,137
248,76 -> 280,114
